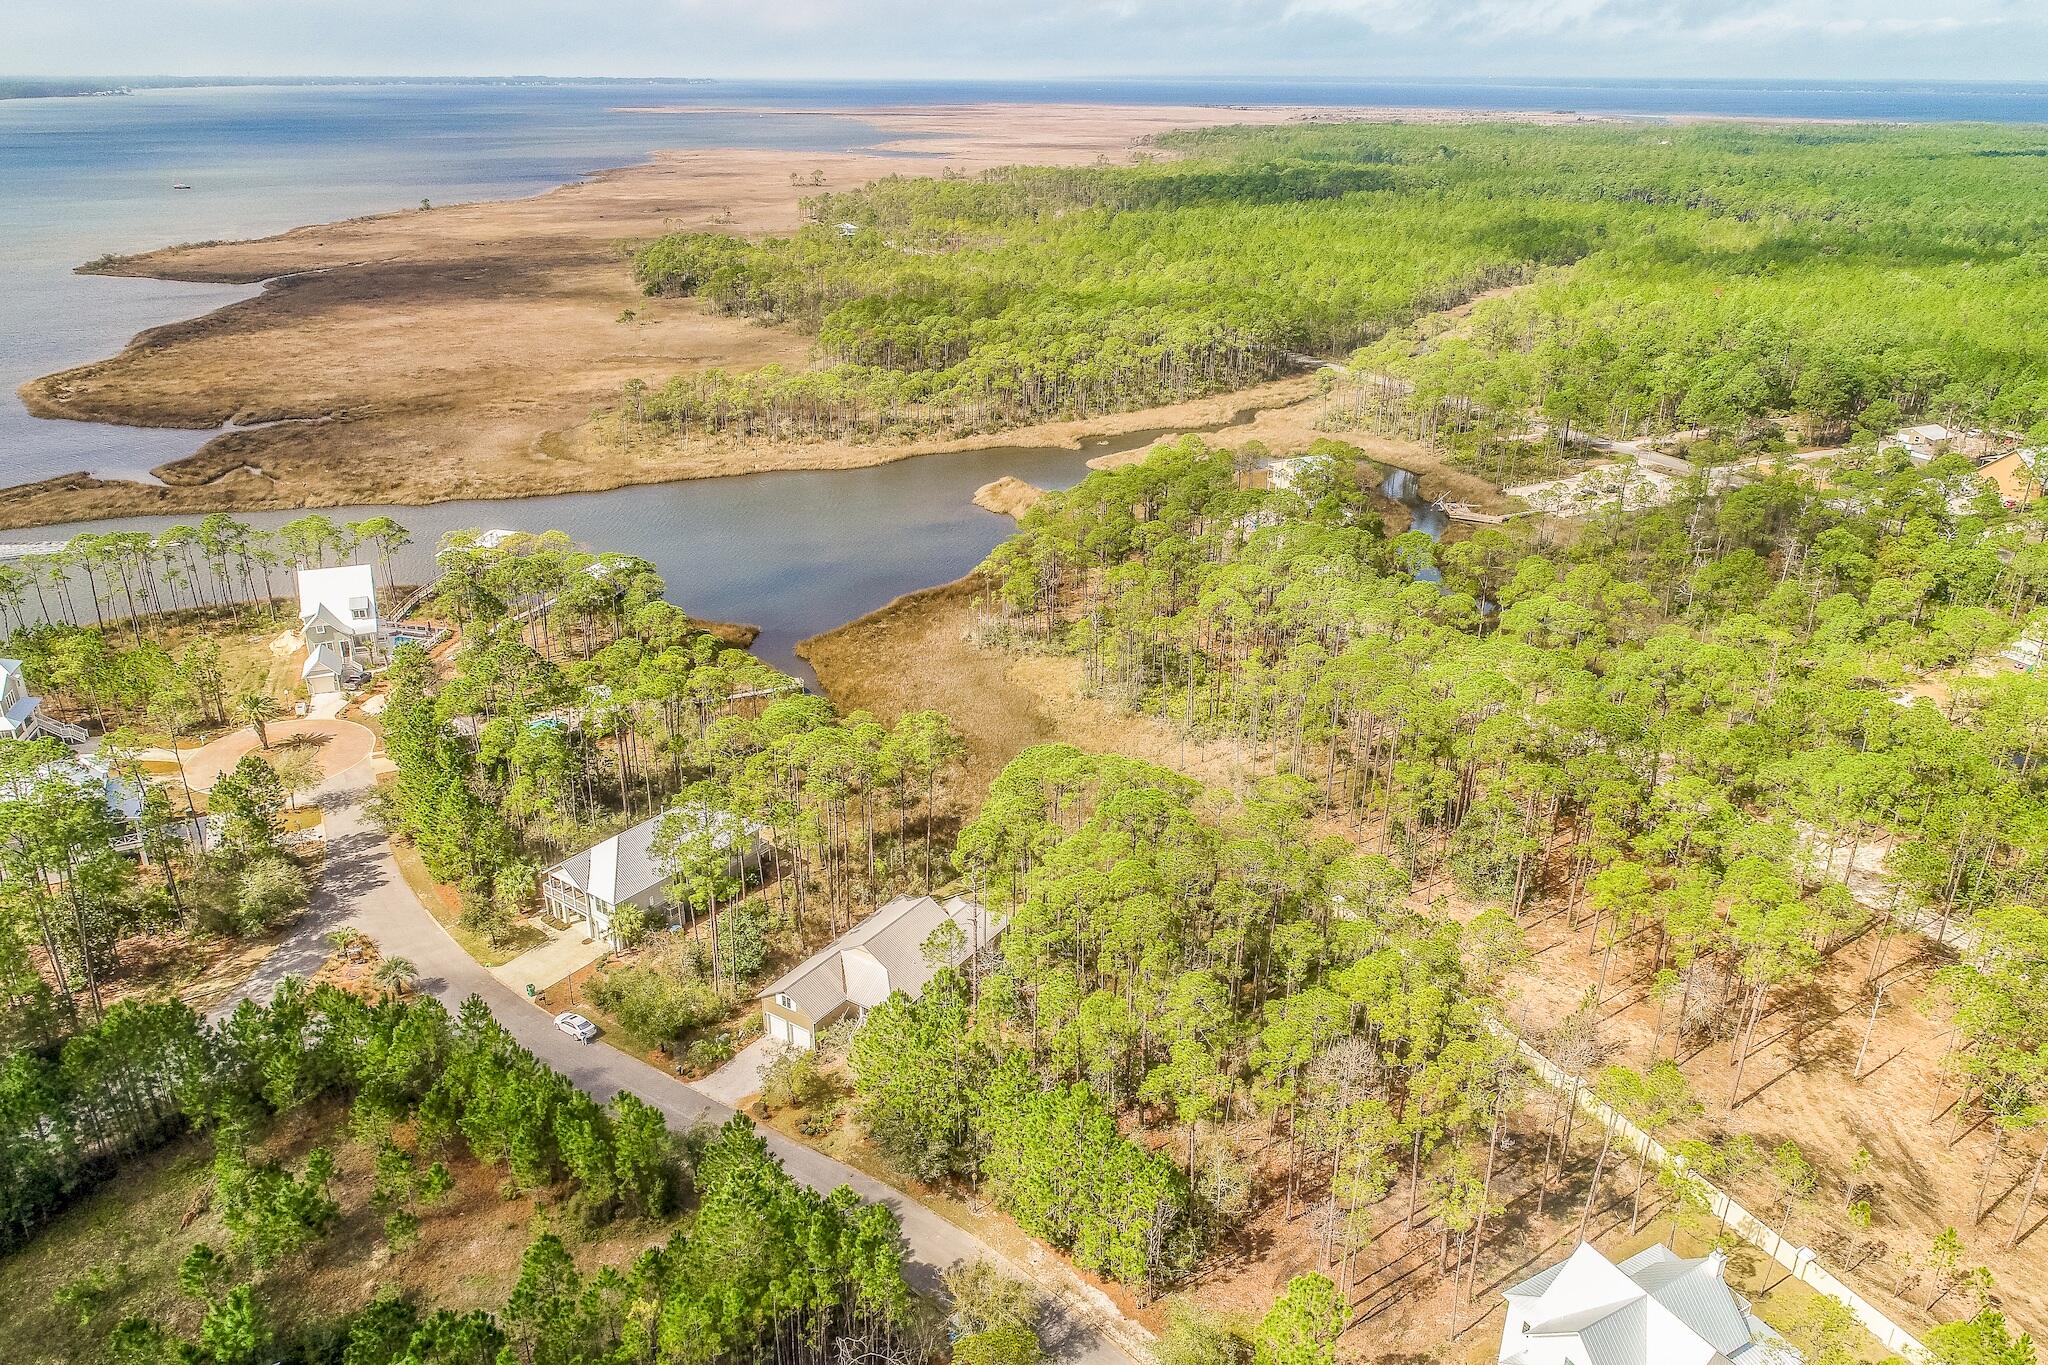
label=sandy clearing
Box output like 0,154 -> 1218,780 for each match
172,718 -> 376,793
798,574 -> 1257,809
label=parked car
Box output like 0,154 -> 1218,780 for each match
554,1011 -> 598,1043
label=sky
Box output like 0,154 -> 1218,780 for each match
4,0 -> 2044,82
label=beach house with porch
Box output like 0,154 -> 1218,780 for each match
297,564 -> 382,695
0,659 -> 88,745
758,893 -> 1004,1050
541,803 -> 763,945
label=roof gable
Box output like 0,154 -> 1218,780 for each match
302,642 -> 345,679
1621,1249 -> 1753,1358
543,802 -> 760,908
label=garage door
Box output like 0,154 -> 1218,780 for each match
766,1013 -> 814,1050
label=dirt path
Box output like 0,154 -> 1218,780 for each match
1082,388 -> 1508,514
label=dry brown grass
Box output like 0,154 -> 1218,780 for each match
971,476 -> 1047,520
799,574 -> 1257,809
5,104 -> 1333,531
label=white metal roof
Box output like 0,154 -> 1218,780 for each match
302,642 -> 345,680
544,802 -> 759,909
760,894 -> 1005,1023
297,564 -> 379,635
1501,1242 -> 1759,1365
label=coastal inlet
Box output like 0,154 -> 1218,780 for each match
0,433 -> 1451,682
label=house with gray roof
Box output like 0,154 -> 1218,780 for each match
297,564 -> 382,695
759,894 -> 1004,1050
1499,1242 -> 1787,1365
542,802 -> 762,945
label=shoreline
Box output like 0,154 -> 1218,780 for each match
6,100 -> 1593,535
4,103 -> 1316,533
0,376 -> 1321,535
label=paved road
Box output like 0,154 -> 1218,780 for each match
223,764 -> 1142,1365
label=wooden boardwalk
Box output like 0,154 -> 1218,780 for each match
1432,497 -> 1528,525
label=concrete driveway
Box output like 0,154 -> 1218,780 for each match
220,760 -> 1143,1364
690,1034 -> 782,1107
488,922 -> 611,996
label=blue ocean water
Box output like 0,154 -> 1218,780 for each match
2,76 -> 2045,491
0,82 -> 888,485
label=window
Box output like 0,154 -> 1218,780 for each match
776,994 -> 793,1009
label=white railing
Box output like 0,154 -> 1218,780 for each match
727,681 -> 809,703
27,712 -> 90,744
1483,1015 -> 1930,1361
391,582 -> 437,621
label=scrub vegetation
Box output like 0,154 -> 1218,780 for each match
626,122 -> 2048,453
0,982 -> 919,1365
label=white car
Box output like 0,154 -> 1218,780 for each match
554,1011 -> 598,1043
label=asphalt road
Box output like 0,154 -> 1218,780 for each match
219,764 -> 1141,1365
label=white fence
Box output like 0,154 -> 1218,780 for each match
1483,1015 -> 1930,1362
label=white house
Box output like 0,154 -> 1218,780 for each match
297,565 -> 382,695
1881,423 -> 1953,464
542,803 -> 763,945
0,754 -> 148,850
2004,628 -> 2047,672
759,894 -> 1005,1050
1499,1242 -> 1784,1365
0,659 -> 87,744
436,528 -> 521,562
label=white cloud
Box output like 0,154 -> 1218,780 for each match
1282,0 -> 2008,40
0,0 -> 2040,79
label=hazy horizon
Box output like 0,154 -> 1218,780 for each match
4,0 -> 2044,85
11,73 -> 2048,87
